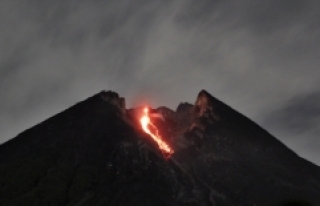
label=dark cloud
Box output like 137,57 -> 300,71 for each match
264,92 -> 320,134
262,92 -> 320,163
241,1 -> 309,34
1,0 -> 320,164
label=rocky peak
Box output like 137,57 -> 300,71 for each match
194,90 -> 215,118
100,91 -> 126,115
156,106 -> 175,119
189,90 -> 220,133
176,102 -> 193,115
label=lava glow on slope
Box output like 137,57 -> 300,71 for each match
140,107 -> 174,157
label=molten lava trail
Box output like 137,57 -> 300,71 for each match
140,107 -> 174,157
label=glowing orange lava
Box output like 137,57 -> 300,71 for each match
140,107 -> 174,157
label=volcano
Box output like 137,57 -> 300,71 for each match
0,90 -> 320,206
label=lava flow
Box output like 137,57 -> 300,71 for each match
140,107 -> 174,157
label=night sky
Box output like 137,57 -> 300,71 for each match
1,0 -> 320,165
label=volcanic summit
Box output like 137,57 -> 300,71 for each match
0,90 -> 320,206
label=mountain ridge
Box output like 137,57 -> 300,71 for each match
0,90 -> 319,206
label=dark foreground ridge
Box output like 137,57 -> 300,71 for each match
1,90 -> 320,206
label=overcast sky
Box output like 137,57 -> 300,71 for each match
1,0 -> 320,165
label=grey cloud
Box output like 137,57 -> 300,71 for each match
262,92 -> 320,163
263,92 -> 320,134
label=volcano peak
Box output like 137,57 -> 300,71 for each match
0,90 -> 319,206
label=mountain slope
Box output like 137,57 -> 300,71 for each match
0,90 -> 319,206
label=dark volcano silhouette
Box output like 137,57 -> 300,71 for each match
0,90 -> 319,206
